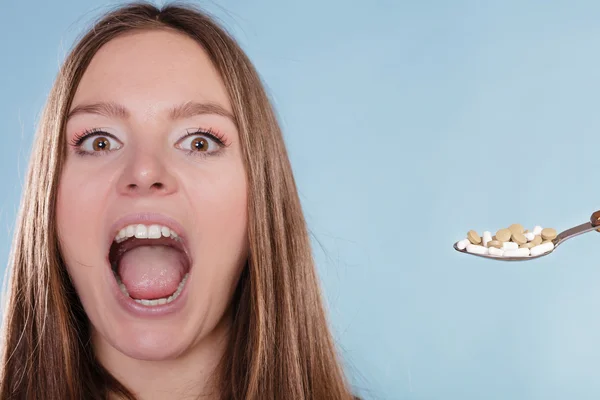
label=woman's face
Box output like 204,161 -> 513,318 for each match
56,29 -> 248,361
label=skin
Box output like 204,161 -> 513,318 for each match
56,29 -> 248,399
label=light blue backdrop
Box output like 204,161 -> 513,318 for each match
3,1 -> 600,399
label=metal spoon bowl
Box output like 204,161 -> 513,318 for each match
453,210 -> 600,261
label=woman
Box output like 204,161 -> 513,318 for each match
0,2 -> 357,399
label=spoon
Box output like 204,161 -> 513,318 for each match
453,210 -> 600,261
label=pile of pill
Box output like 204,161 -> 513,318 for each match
456,224 -> 557,258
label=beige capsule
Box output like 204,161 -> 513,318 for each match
541,228 -> 557,241
509,224 -> 524,235
496,228 -> 512,242
511,232 -> 527,245
531,235 -> 543,246
487,240 -> 502,249
520,242 -> 535,249
467,230 -> 482,245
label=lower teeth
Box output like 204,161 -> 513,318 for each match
114,273 -> 189,306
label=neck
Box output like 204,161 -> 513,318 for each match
95,314 -> 231,400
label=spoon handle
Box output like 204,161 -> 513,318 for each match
554,210 -> 600,247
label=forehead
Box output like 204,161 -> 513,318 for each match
71,29 -> 231,114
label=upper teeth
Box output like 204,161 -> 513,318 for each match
114,224 -> 179,243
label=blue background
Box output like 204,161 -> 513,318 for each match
3,1 -> 600,399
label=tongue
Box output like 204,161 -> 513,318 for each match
118,245 -> 187,300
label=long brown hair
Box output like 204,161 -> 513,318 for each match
0,2 -> 356,400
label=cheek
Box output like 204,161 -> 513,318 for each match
56,165 -> 110,276
184,162 -> 248,274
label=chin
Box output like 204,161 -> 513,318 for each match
103,321 -> 194,361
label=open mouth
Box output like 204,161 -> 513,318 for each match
108,224 -> 191,306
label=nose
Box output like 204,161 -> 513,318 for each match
116,146 -> 178,197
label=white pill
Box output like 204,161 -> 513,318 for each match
482,231 -> 492,247
503,248 -> 530,257
488,247 -> 504,257
466,244 -> 488,255
525,232 -> 535,242
530,241 -> 554,257
533,226 -> 543,236
457,238 -> 470,250
502,242 -> 518,251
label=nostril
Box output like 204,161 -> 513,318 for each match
125,182 -> 165,192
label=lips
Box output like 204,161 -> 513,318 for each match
104,213 -> 193,305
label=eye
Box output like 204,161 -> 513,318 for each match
175,130 -> 224,155
80,135 -> 122,152
70,129 -> 123,154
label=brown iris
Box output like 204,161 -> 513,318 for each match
92,137 -> 110,151
191,137 -> 208,151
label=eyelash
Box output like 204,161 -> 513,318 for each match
68,127 -> 228,157
69,128 -> 116,157
180,127 -> 228,156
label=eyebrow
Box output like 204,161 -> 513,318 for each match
67,101 -> 235,123
67,102 -> 129,120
